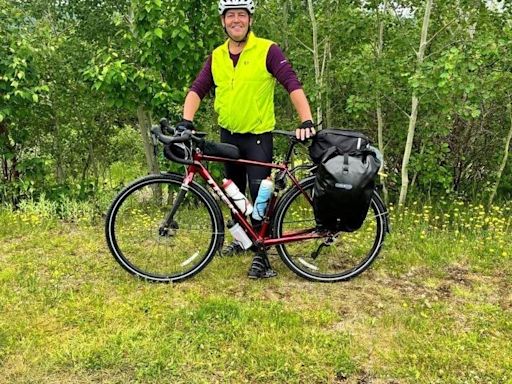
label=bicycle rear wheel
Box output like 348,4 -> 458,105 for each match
105,173 -> 224,283
273,176 -> 387,282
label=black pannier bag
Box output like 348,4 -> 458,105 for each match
309,129 -> 381,232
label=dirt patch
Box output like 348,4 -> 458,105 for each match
336,369 -> 401,384
436,283 -> 452,298
445,264 -> 473,286
498,284 -> 512,310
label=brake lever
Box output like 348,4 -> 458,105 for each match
159,117 -> 169,127
160,118 -> 175,135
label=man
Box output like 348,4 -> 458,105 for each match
178,0 -> 315,278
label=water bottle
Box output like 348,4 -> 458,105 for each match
252,178 -> 274,221
226,220 -> 253,250
222,179 -> 253,215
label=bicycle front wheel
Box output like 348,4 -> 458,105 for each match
105,173 -> 224,283
273,176 -> 387,282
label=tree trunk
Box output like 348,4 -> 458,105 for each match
0,121 -> 19,183
0,121 -> 8,181
321,39 -> 330,127
376,0 -> 389,204
376,101 -> 388,203
54,115 -> 65,183
400,96 -> 420,205
81,142 -> 94,183
307,0 -> 323,126
137,105 -> 160,175
1,156 -> 7,182
399,0 -> 433,206
282,0 -> 289,52
137,105 -> 161,202
488,102 -> 512,207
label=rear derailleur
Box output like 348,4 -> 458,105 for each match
311,233 -> 339,259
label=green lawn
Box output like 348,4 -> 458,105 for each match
0,204 -> 511,383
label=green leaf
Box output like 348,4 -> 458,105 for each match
32,93 -> 38,103
154,28 -> 163,39
470,109 -> 481,118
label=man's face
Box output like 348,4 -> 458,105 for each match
221,9 -> 251,41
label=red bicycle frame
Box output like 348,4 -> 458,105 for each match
179,151 -> 324,248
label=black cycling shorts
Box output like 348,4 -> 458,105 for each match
220,128 -> 273,201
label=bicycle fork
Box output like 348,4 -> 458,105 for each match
158,184 -> 189,237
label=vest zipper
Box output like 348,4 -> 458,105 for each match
229,50 -> 242,126
227,56 -> 236,127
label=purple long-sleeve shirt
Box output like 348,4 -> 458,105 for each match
190,44 -> 302,99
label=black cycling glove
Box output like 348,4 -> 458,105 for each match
299,120 -> 315,129
296,120 -> 315,141
176,119 -> 195,132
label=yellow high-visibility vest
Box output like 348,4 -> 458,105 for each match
212,32 -> 276,134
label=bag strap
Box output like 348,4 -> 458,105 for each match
321,146 -> 372,164
343,153 -> 349,174
320,146 -> 339,163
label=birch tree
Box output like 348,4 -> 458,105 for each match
488,101 -> 512,207
306,0 -> 323,126
375,0 -> 389,203
399,0 -> 434,206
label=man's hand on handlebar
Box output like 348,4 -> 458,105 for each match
296,120 -> 316,141
176,119 -> 195,133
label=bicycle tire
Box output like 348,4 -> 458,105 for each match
273,176 -> 387,282
105,173 -> 224,283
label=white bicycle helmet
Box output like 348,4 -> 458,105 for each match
218,0 -> 255,15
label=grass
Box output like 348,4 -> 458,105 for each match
0,200 -> 511,383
